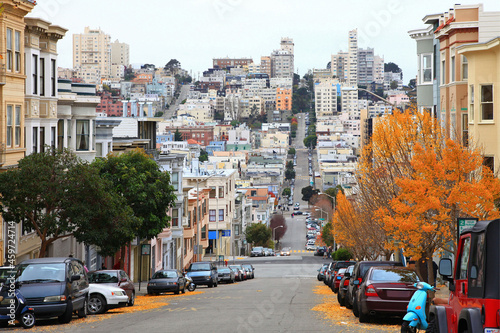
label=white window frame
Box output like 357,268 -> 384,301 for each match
480,84 -> 494,122
420,53 -> 433,85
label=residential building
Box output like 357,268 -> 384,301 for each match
315,79 -> 339,117
276,87 -> 292,111
357,48 -> 374,86
162,124 -> 214,147
459,37 -> 500,171
260,56 -> 272,77
96,91 -> 124,117
110,39 -> 129,72
347,29 -> 358,86
73,27 -> 111,83
271,38 -> 294,79
213,58 -> 253,69
24,18 -> 67,156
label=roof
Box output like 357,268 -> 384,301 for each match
187,139 -> 201,145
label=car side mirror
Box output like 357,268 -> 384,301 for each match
70,275 -> 81,282
439,258 -> 453,277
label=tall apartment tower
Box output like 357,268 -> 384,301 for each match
271,37 -> 294,79
357,47 -> 374,86
110,39 -> 129,79
347,29 -> 358,86
331,52 -> 348,81
260,56 -> 272,77
73,27 -> 111,84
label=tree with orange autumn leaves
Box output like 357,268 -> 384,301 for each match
334,108 -> 500,282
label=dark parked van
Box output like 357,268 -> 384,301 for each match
16,257 -> 89,323
185,261 -> 218,288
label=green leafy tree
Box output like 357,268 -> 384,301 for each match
324,186 -> 344,206
390,80 -> 399,90
285,169 -> 296,181
301,186 -> 319,202
288,148 -> 296,155
303,135 -> 318,150
174,129 -> 183,141
286,161 -> 294,170
199,149 -> 209,162
245,223 -> 272,246
230,120 -> 241,127
321,222 -> 334,247
282,188 -> 291,198
332,248 -> 352,260
92,149 -> 177,242
0,149 -> 139,258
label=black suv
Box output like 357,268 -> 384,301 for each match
16,257 -> 89,323
345,260 -> 403,317
185,261 -> 218,288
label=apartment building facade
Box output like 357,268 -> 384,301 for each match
73,27 -> 111,84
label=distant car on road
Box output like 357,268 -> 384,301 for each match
306,244 -> 317,251
251,247 -> 265,257
294,211 -> 303,215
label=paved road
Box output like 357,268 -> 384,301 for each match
164,84 -> 190,119
23,255 -> 402,333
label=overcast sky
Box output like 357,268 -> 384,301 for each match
31,0 -> 500,83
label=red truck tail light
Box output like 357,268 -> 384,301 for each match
343,279 -> 350,286
365,285 -> 378,297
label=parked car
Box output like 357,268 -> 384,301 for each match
185,262 -> 218,288
242,265 -> 255,279
294,211 -> 303,215
279,247 -> 291,256
229,265 -> 246,281
345,261 -> 404,317
87,284 -> 129,315
337,265 -> 355,306
251,247 -> 265,257
263,248 -> 275,256
331,268 -> 348,293
147,270 -> 187,295
229,266 -> 243,281
315,247 -> 327,256
357,266 -> 419,323
217,267 -> 235,284
87,269 -> 135,306
306,244 -> 317,251
324,262 -> 337,287
15,257 -> 89,324
330,261 -> 357,289
317,264 -> 329,281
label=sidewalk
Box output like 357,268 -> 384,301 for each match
133,282 -> 150,296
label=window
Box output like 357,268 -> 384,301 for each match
201,225 -> 207,240
483,156 -> 494,173
457,237 -> 471,280
39,127 -> 45,153
96,142 -> 103,157
462,55 -> 468,80
441,59 -> 446,85
51,126 -> 56,150
219,186 -> 224,198
51,59 -> 56,97
15,106 -> 21,147
462,114 -> 468,147
6,106 -> 12,147
33,127 -> 38,153
15,31 -> 21,72
209,187 -> 216,198
171,172 -> 179,191
481,85 -> 493,121
470,233 -> 485,289
40,58 -> 45,96
209,210 -> 216,222
451,56 -> 455,82
57,119 -> 64,150
6,29 -> 12,71
171,209 -> 179,227
32,55 -> 38,94
469,85 -> 474,122
76,120 -> 90,151
219,209 -> 224,221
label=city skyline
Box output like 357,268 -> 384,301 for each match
31,0 -> 500,81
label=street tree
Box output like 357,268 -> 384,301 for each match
270,215 -> 287,242
321,222 -> 334,247
288,148 -> 296,155
285,169 -> 296,181
282,188 -> 291,198
286,161 -> 294,169
301,186 -> 319,203
199,149 -> 208,162
245,223 -> 271,247
92,149 -> 177,262
303,135 -> 317,150
174,129 -> 183,141
0,149 -> 139,258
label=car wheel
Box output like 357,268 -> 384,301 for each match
208,281 -> 214,288
88,294 -> 107,315
425,318 -> 439,333
20,311 -> 36,329
174,287 -> 180,295
337,292 -> 345,306
352,294 -> 359,317
77,298 -> 88,318
128,291 -> 135,306
214,279 -> 218,287
58,300 -> 73,323
181,284 -> 186,294
333,287 -> 339,294
358,306 -> 370,323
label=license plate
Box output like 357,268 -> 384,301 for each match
485,329 -> 499,333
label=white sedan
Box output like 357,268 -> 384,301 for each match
88,283 -> 129,315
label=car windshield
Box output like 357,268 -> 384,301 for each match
253,247 -> 263,251
16,263 -> 66,283
88,271 -> 119,283
338,268 -> 347,274
218,268 -> 230,273
370,268 -> 419,282
188,263 -> 211,271
152,271 -> 178,279
229,265 -> 242,270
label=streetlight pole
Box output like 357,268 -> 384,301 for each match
272,225 -> 284,249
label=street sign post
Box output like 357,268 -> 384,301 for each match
457,218 -> 478,242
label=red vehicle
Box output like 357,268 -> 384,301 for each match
332,268 -> 347,293
429,219 -> 500,333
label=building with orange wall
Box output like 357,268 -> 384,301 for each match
276,87 -> 292,111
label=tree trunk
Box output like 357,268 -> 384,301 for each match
120,246 -> 126,270
38,240 -> 48,258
